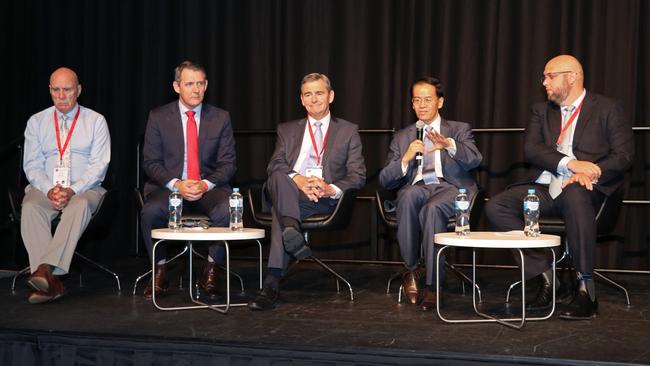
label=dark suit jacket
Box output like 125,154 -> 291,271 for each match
523,92 -> 634,196
379,119 -> 482,194
266,116 -> 366,193
142,101 -> 236,198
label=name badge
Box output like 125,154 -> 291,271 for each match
53,167 -> 70,187
305,165 -> 323,179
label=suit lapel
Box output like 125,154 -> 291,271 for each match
197,105 -> 210,160
548,104 -> 562,146
289,119 -> 307,165
321,117 -> 339,167
439,119 -> 449,172
170,104 -> 184,153
572,93 -> 595,147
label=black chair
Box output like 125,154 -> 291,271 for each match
505,186 -> 630,306
376,187 -> 486,302
247,187 -> 357,301
8,158 -> 121,292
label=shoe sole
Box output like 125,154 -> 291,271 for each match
559,313 -> 598,320
27,277 -> 49,293
28,292 -> 63,304
282,228 -> 311,259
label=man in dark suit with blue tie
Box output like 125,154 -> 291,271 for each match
379,77 -> 482,310
486,55 -> 634,319
248,73 -> 366,310
140,61 -> 236,300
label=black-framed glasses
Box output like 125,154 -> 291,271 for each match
540,71 -> 573,83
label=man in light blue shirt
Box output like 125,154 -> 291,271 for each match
21,67 -> 111,304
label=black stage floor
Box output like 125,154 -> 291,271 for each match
1,257 -> 649,365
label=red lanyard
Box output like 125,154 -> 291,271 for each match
556,100 -> 584,145
306,116 -> 329,166
54,106 -> 81,161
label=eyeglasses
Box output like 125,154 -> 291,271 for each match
540,71 -> 573,83
412,97 -> 434,105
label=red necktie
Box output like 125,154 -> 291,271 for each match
185,110 -> 200,180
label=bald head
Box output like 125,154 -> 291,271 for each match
49,67 -> 82,113
542,55 -> 584,105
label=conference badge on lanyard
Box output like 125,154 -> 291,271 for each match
52,107 -> 80,187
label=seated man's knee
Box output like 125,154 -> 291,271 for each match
397,185 -> 422,206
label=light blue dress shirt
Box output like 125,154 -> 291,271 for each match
23,104 -> 111,194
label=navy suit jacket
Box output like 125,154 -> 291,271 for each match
142,101 -> 236,198
266,116 -> 366,193
379,119 -> 482,195
523,92 -> 634,196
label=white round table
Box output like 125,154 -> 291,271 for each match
150,227 -> 265,314
434,231 -> 561,329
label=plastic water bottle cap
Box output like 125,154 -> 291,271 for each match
233,188 -> 240,193
459,188 -> 466,193
528,188 -> 535,194
172,187 -> 179,192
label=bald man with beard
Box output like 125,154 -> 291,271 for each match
486,55 -> 634,320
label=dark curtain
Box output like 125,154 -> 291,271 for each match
1,0 -> 648,269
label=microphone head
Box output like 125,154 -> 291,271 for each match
415,120 -> 425,130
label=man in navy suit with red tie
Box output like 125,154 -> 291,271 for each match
140,61 -> 236,300
486,55 -> 634,319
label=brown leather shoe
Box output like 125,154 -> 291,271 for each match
144,264 -> 169,300
28,274 -> 66,304
420,287 -> 438,311
402,270 -> 422,305
27,263 -> 53,292
201,261 -> 219,297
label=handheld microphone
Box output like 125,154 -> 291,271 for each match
415,121 -> 425,166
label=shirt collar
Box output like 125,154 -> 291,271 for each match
564,89 -> 586,111
178,101 -> 202,118
307,112 -> 331,129
58,104 -> 79,120
419,113 -> 442,131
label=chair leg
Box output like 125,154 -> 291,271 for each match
309,256 -> 354,302
594,270 -> 631,306
11,266 -> 30,292
446,263 -> 483,303
74,252 -> 121,292
386,267 -> 407,294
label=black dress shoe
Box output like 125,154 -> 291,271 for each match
559,290 -> 598,320
526,271 -> 572,311
282,227 -> 311,260
248,285 -> 279,311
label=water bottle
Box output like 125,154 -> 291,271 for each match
523,188 -> 540,237
455,188 -> 470,236
168,188 -> 183,230
229,187 -> 244,231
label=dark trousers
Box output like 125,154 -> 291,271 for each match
485,183 -> 605,279
396,181 -> 461,286
265,171 -> 335,270
140,187 -> 230,263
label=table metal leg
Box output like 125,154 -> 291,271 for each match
435,245 -> 556,329
151,238 -> 264,314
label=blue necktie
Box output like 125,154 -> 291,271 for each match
422,126 -> 439,185
300,121 -> 323,175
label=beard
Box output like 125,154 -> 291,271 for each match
547,80 -> 571,105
